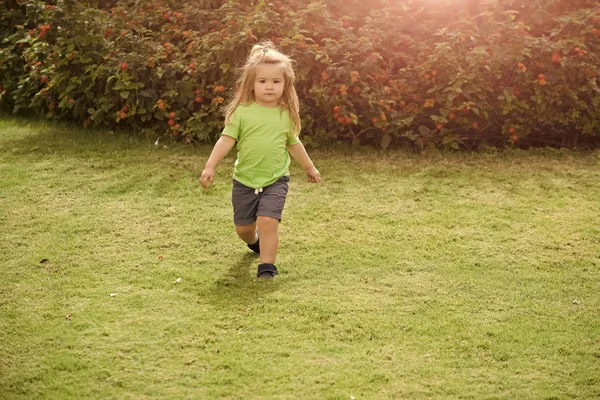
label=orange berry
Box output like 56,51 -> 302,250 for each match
508,127 -> 515,134
449,112 -> 456,121
551,53 -> 562,64
169,112 -> 176,118
168,119 -> 175,126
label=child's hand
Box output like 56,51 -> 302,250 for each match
200,167 -> 215,189
306,166 -> 321,183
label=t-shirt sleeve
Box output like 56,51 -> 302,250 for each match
222,109 -> 240,139
286,116 -> 300,145
286,134 -> 300,145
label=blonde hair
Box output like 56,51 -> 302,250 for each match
224,41 -> 301,136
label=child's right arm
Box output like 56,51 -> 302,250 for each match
200,135 -> 236,189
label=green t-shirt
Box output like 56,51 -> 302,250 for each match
222,102 -> 300,189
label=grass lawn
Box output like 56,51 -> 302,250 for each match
1,117 -> 599,399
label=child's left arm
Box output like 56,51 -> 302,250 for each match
287,142 -> 321,183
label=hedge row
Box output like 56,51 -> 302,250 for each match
1,0 -> 599,149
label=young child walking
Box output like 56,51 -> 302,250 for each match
199,41 -> 321,278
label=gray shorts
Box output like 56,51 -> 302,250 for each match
232,176 -> 290,226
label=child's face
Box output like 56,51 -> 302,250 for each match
253,63 -> 285,108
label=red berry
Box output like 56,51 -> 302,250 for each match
551,53 -> 562,64
120,63 -> 128,71
169,112 -> 176,118
168,119 -> 175,126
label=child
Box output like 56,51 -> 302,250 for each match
199,41 -> 321,279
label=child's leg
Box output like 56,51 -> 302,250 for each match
235,222 -> 258,245
232,179 -> 260,248
256,216 -> 278,264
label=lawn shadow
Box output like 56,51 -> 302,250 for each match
208,252 -> 283,310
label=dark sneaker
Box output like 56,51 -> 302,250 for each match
257,263 -> 278,278
247,230 -> 260,254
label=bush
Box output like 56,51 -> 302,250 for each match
1,0 -> 599,149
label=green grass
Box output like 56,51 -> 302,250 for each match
1,117 -> 599,399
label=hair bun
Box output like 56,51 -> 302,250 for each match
249,41 -> 277,57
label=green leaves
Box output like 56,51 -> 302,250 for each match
1,0 -> 599,149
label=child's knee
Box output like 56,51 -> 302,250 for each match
257,216 -> 278,229
235,223 -> 256,236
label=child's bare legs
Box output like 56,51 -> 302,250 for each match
256,216 -> 278,264
235,223 -> 258,245
235,218 -> 278,264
